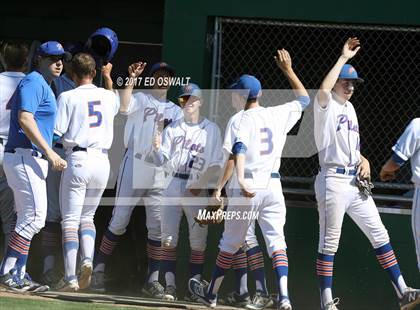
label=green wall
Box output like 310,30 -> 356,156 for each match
162,0 -> 420,87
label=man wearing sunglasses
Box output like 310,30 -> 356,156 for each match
0,41 -> 68,292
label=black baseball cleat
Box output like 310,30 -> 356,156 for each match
141,281 -> 165,299
400,288 -> 420,310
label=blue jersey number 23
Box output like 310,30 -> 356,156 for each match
88,101 -> 102,128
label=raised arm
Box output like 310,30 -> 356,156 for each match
317,37 -> 361,108
101,63 -> 113,90
119,61 -> 147,113
274,49 -> 308,99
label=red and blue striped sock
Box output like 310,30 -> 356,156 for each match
147,239 -> 162,283
94,228 -> 120,272
375,243 -> 407,298
247,245 -> 268,295
62,227 -> 79,280
233,249 -> 248,295
190,249 -> 205,280
161,247 -> 177,287
207,251 -> 234,300
316,253 -> 334,307
0,231 -> 31,276
272,249 -> 289,302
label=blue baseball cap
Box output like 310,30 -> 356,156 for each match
229,74 -> 262,100
37,41 -> 71,61
179,83 -> 202,98
338,64 -> 364,83
149,62 -> 175,77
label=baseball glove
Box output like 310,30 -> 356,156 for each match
194,198 -> 225,226
355,174 -> 374,197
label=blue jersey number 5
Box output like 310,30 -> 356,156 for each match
88,101 -> 102,128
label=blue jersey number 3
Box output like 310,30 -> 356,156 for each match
260,127 -> 273,155
88,101 -> 102,128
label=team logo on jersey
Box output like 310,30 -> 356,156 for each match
336,114 -> 359,133
173,135 -> 205,153
143,107 -> 171,127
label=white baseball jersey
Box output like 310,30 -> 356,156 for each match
223,110 -> 244,155
0,72 -> 25,139
314,92 -> 361,169
392,118 -> 420,185
234,101 -> 303,187
54,84 -> 119,150
122,91 -> 183,153
161,118 -> 224,181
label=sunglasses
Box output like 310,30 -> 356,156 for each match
178,95 -> 200,105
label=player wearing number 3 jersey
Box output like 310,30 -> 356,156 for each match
189,49 -> 310,310
53,53 -> 119,292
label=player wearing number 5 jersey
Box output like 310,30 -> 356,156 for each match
189,49 -> 310,310
153,83 -> 223,301
53,53 -> 119,292
314,38 -> 420,310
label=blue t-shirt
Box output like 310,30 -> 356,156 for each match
6,71 -> 57,152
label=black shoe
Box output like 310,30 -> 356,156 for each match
219,291 -> 251,307
141,281 -> 164,299
22,273 -> 49,293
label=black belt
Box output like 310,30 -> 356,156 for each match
5,148 -> 47,160
72,146 -> 87,152
55,143 -> 64,149
173,172 -> 190,180
244,172 -> 281,179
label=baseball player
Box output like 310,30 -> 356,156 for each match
40,42 -> 83,288
213,91 -> 272,309
52,53 -> 119,292
0,41 -> 68,292
0,41 -> 28,255
90,61 -> 183,297
380,119 -> 420,272
189,49 -> 310,310
313,37 -> 420,310
152,83 -> 223,301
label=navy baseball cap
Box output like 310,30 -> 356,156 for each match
37,41 -> 71,61
149,62 -> 175,77
229,74 -> 262,100
338,64 -> 364,83
179,83 -> 202,99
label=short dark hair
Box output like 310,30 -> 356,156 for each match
71,53 -> 96,79
1,40 -> 29,70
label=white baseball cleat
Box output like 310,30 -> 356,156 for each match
322,298 -> 340,310
56,278 -> 79,292
78,260 -> 93,290
163,285 -> 177,301
278,298 -> 292,310
400,287 -> 420,310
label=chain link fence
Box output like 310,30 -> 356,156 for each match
210,18 -> 420,191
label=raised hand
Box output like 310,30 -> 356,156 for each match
274,49 -> 292,72
128,61 -> 147,78
101,63 -> 113,78
342,37 -> 361,60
